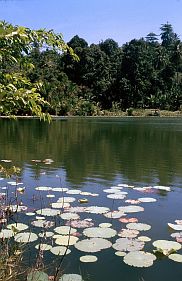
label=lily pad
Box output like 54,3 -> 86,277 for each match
85,206 -> 110,214
74,238 -> 112,252
168,253 -> 182,263
52,188 -> 68,192
126,223 -> 151,231
118,229 -> 139,238
55,235 -> 79,246
118,205 -> 144,213
83,227 -> 117,238
60,212 -> 80,220
153,185 -> 171,192
80,255 -> 98,263
54,226 -> 77,235
99,223 -> 112,228
50,246 -> 71,256
104,210 -> 126,219
153,240 -> 181,255
123,251 -> 156,267
27,271 -> 49,281
15,232 -> 38,243
112,238 -> 144,252
35,186 -> 52,191
138,197 -> 156,203
66,190 -> 81,195
115,251 -> 126,257
35,244 -> 52,251
7,223 -> 28,232
59,274 -> 83,281
107,193 -> 126,200
65,220 -> 94,228
57,197 -> 76,203
168,223 -> 182,231
0,229 -> 14,238
138,236 -> 151,242
36,208 -> 60,216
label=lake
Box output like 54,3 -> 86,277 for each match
0,117 -> 182,281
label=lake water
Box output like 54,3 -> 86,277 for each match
0,117 -> 182,281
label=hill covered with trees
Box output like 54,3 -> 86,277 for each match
0,21 -> 182,116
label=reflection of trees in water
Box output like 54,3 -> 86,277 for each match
0,119 -> 181,185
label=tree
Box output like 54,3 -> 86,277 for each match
0,21 -> 75,118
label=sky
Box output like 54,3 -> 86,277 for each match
0,0 -> 182,46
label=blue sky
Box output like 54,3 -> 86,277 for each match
0,0 -> 182,45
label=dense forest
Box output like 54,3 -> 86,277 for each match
0,21 -> 182,117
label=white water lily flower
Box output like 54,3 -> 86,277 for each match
85,206 -> 110,214
54,226 -> 77,235
74,238 -> 112,253
126,223 -> 151,231
83,227 -> 117,239
80,255 -> 98,263
7,223 -> 28,232
14,232 -> 38,243
168,253 -> 182,263
118,205 -> 144,213
113,238 -> 144,252
36,208 -> 60,216
50,246 -> 71,256
153,240 -> 181,255
59,274 -> 83,281
123,251 -> 156,267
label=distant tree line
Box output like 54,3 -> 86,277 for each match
1,21 -> 182,116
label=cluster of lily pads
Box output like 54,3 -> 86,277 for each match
1,162 -> 182,281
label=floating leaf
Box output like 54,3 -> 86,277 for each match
118,205 -> 144,213
138,236 -> 151,242
85,206 -> 110,214
35,244 -> 52,251
36,208 -> 60,216
54,235 -> 79,246
115,251 -> 126,257
175,220 -> 182,225
38,231 -> 54,238
27,271 -> 49,281
66,190 -> 81,195
52,202 -> 70,208
119,217 -> 138,223
52,188 -> 68,192
125,199 -> 140,204
57,197 -> 76,203
118,229 -> 139,238
65,220 -> 94,228
60,212 -> 80,220
26,212 -> 35,216
35,186 -> 52,191
112,238 -> 144,252
74,238 -> 112,253
31,220 -> 54,228
54,226 -> 77,235
103,188 -> 122,193
138,197 -> 157,203
46,194 -> 55,198
168,223 -> 182,231
107,194 -> 126,200
7,223 -> 28,232
153,185 -> 171,192
123,251 -> 156,267
80,255 -> 98,263
168,253 -> 182,263
99,223 -> 112,228
126,223 -> 151,231
83,227 -> 116,238
59,274 -> 83,281
64,207 -> 86,213
50,246 -> 71,256
104,210 -> 126,219
153,240 -> 181,255
15,232 -> 38,243
0,229 -> 14,238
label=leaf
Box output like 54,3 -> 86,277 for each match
27,271 -> 49,281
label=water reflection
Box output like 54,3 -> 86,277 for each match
0,118 -> 181,186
